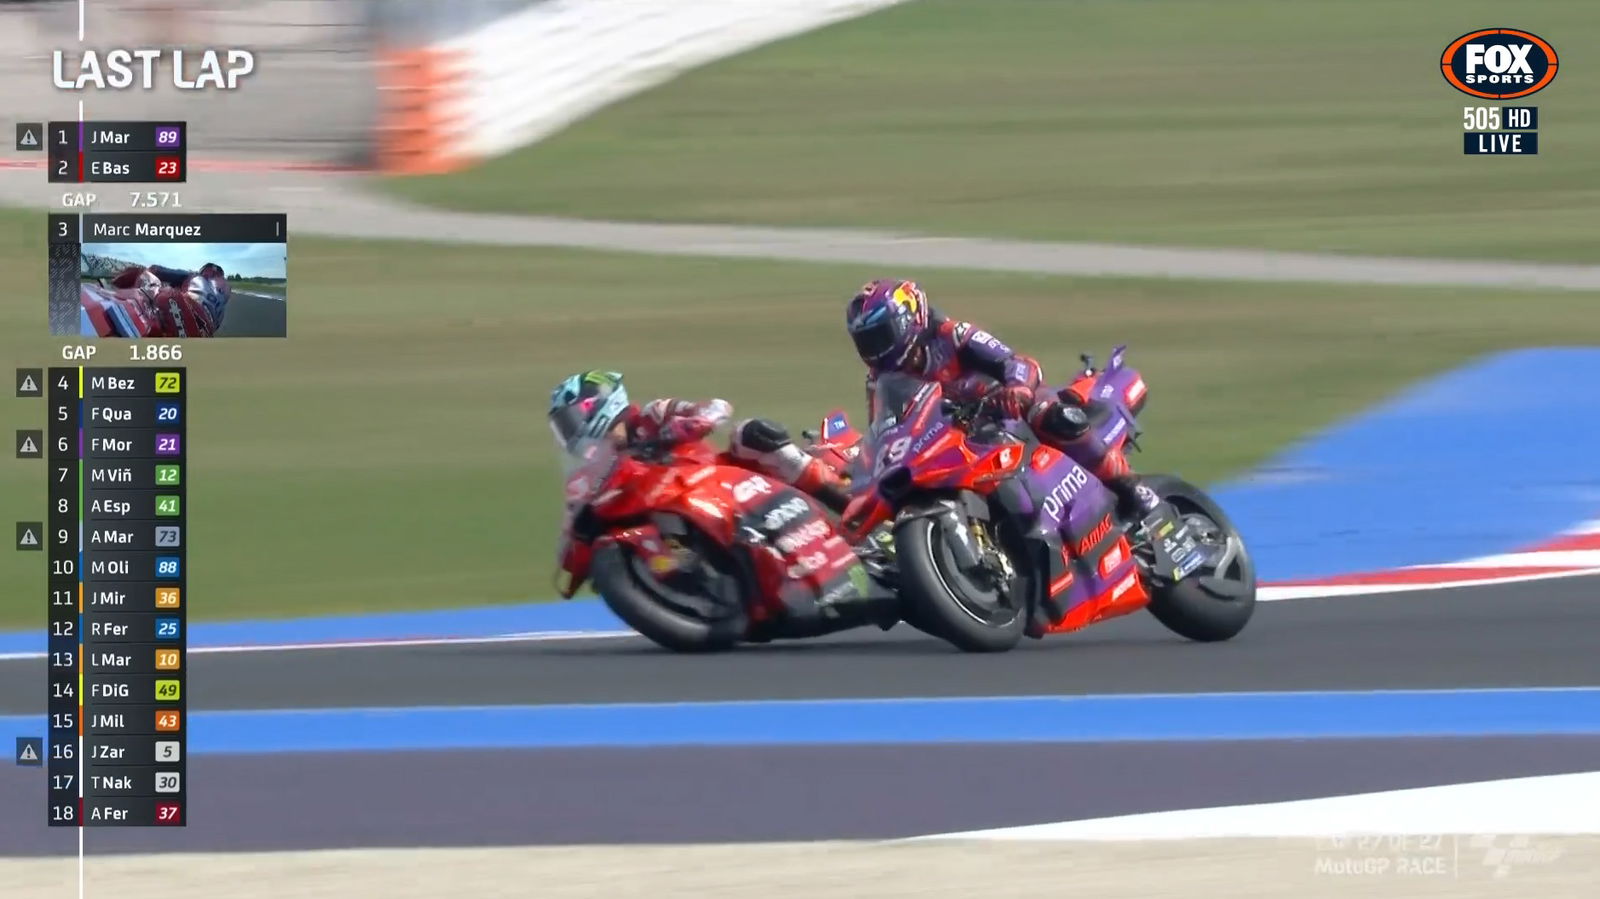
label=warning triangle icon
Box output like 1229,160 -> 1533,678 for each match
17,743 -> 37,762
19,436 -> 37,455
19,529 -> 38,546
19,375 -> 37,393
19,130 -> 37,148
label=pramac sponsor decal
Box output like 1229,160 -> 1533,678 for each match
1441,29 -> 1558,99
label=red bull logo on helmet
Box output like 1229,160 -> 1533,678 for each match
890,281 -> 923,315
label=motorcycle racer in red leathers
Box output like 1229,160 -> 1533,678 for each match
106,262 -> 230,337
547,371 -> 853,513
844,278 -> 1160,520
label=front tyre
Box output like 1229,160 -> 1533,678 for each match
894,512 -> 1025,653
590,543 -> 747,653
1140,475 -> 1256,642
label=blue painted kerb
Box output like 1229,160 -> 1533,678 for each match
3,689 -> 1598,754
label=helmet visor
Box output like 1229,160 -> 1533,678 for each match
850,316 -> 899,364
547,402 -> 592,453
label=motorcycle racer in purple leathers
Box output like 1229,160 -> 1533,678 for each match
844,278 -> 1160,520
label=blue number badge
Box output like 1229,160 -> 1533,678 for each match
155,617 -> 182,640
156,402 -> 181,424
155,556 -> 181,579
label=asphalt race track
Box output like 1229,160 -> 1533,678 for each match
2,576 -> 1589,714
2,576 -> 1598,855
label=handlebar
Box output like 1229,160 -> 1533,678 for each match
941,393 -> 1000,427
626,439 -> 678,464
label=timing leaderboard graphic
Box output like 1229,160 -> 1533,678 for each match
37,368 -> 189,827
45,121 -> 188,183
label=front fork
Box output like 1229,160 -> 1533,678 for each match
901,499 -> 1015,594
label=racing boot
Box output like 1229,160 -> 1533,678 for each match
1031,400 -> 1160,524
732,417 -> 851,513
794,462 -> 851,514
1104,473 -> 1162,525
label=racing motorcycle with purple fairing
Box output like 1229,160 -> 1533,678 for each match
810,345 -> 1256,652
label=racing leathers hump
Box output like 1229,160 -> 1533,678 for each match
866,314 -> 1044,422
624,398 -> 732,446
622,398 -> 849,513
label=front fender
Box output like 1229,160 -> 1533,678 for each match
602,523 -> 668,558
894,490 -> 990,523
894,495 -> 990,574
558,523 -> 669,598
553,533 -> 593,599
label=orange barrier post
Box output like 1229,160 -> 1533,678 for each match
375,45 -> 469,175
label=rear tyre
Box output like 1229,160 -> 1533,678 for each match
894,512 -> 1025,653
590,543 -> 747,653
1140,475 -> 1256,642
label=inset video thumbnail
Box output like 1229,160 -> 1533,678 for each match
69,240 -> 287,338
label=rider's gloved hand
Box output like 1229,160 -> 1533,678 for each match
994,384 -> 1035,420
659,416 -> 715,444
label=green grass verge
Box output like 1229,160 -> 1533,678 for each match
3,209 -> 1598,628
388,0 -> 1600,263
228,279 -> 286,293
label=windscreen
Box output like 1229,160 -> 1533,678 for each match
869,371 -> 931,433
855,373 -> 940,476
560,436 -> 622,502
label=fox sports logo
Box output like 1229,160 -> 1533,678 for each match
1441,29 -> 1558,99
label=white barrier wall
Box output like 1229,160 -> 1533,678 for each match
439,0 -> 911,162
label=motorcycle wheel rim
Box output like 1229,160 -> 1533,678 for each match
625,550 -> 743,623
1168,500 -> 1250,596
922,519 -> 1022,628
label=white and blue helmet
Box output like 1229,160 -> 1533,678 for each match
548,371 -> 630,452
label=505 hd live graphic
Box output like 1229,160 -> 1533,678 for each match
1443,28 -> 1557,156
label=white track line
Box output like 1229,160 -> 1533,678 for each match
1258,566 -> 1600,601
1437,550 -> 1600,569
908,771 -> 1600,840
0,630 -> 638,662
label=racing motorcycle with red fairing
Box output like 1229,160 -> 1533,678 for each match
554,435 -> 897,652
810,345 -> 1256,652
79,264 -> 229,338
